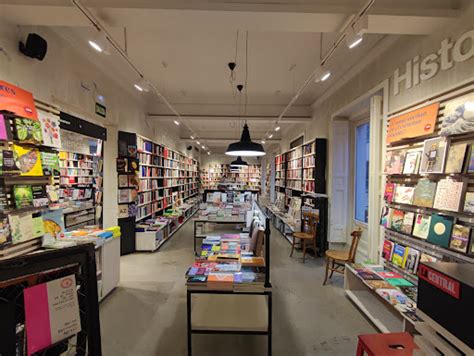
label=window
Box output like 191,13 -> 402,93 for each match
354,122 -> 370,223
290,135 -> 304,149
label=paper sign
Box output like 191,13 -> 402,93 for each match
387,102 -> 439,144
0,80 -> 38,120
24,275 -> 81,355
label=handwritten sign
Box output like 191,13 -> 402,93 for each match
387,102 -> 439,144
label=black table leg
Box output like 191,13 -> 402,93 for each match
187,290 -> 192,356
268,292 -> 272,356
193,221 -> 196,255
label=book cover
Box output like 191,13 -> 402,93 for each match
118,175 -> 128,188
128,175 -> 139,188
13,144 -> 43,176
128,204 -> 137,217
419,137 -> 449,174
0,214 -> 11,247
390,210 -> 405,232
32,185 -> 49,207
392,244 -> 407,267
449,224 -> 470,253
14,117 -> 43,144
13,185 -> 33,208
40,152 -> 60,176
128,158 -> 139,173
32,215 -> 45,238
413,213 -> 431,239
38,112 -> 61,148
384,150 -> 406,175
401,212 -> 415,235
380,207 -> 391,228
384,183 -> 396,203
433,178 -> 465,212
208,273 -> 234,283
116,158 -> 128,173
403,151 -> 420,174
8,213 -> 35,244
427,214 -> 454,248
46,185 -> 59,203
468,144 -> 474,173
445,143 -> 467,174
378,271 -> 403,279
394,186 -> 415,205
440,93 -> 474,136
464,192 -> 474,214
412,179 -> 437,208
387,278 -> 414,287
2,150 -> 20,173
42,210 -> 65,244
0,113 -> 12,141
420,252 -> 438,263
128,145 -> 137,158
381,240 -> 394,261
403,247 -> 420,273
118,190 -> 131,203
399,286 -> 418,301
118,141 -> 128,157
118,205 -> 129,218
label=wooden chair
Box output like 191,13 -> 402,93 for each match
323,229 -> 362,285
290,211 -> 319,263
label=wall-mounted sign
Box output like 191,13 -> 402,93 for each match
418,264 -> 460,299
387,102 -> 439,143
392,29 -> 474,95
0,80 -> 38,120
95,102 -> 106,118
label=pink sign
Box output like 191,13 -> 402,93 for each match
0,113 -> 8,140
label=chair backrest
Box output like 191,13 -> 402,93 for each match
302,211 -> 319,237
249,223 -> 260,252
348,229 -> 363,263
254,227 -> 265,257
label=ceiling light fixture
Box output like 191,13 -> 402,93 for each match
230,156 -> 248,167
261,140 -> 266,144
226,123 -> 266,157
134,76 -> 150,92
190,136 -> 195,140
173,120 -> 180,126
196,141 -> 200,145
88,31 -> 110,54
275,126 -> 280,131
207,152 -> 211,155
201,145 -> 205,149
347,35 -> 363,49
345,15 -> 368,49
268,134 -> 273,139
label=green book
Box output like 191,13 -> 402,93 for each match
387,278 -> 414,287
427,214 -> 454,248
13,185 -> 33,209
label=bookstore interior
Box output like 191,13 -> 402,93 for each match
0,1 -> 474,355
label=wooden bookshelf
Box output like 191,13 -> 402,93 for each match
200,164 -> 261,191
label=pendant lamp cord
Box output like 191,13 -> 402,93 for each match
244,31 -> 249,120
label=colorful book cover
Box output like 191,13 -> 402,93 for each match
207,273 -> 234,283
116,158 -> 128,173
445,143 -> 467,174
468,144 -> 474,173
32,215 -> 45,238
420,253 -> 438,263
357,270 -> 383,280
420,137 -> 449,174
13,185 -> 33,208
42,210 -> 66,245
128,204 -> 137,217
8,213 -> 35,244
128,175 -> 139,187
384,183 -> 396,203
14,117 -> 43,144
394,186 -> 415,205
403,151 -> 420,174
380,207 -> 391,228
412,179 -> 437,208
378,271 -> 403,279
40,152 -> 60,176
381,240 -> 394,261
118,175 -> 128,188
32,185 -> 49,207
365,280 -> 395,290
387,278 -> 414,287
0,113 -> 11,141
433,178 -> 465,212
413,213 -> 431,239
403,247 -> 420,273
0,214 -> 11,247
440,93 -> 474,136
376,288 -> 408,306
399,286 -> 418,302
118,204 -> 128,218
427,214 -> 454,248
464,192 -> 474,214
401,212 -> 415,235
384,150 -> 406,175
390,210 -> 405,232
2,149 -> 20,174
449,224 -> 470,253
38,112 -> 61,148
13,144 -> 43,176
392,244 -> 407,267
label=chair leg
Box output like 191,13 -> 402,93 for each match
290,236 -> 295,257
329,260 -> 335,279
313,238 -> 317,256
323,257 -> 330,285
302,239 -> 306,263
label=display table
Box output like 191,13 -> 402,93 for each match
263,204 -> 300,243
192,217 -> 246,254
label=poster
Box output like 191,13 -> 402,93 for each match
386,103 -> 439,144
0,80 -> 38,120
38,111 -> 61,148
440,93 -> 474,136
24,275 -> 81,355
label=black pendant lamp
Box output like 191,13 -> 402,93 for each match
226,123 -> 265,157
230,156 -> 248,168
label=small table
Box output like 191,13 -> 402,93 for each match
192,218 -> 246,254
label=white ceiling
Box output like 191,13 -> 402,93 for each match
0,0 -> 469,153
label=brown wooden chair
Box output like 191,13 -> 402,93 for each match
323,229 -> 362,285
290,211 -> 319,263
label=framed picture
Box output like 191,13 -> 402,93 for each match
419,137 -> 449,174
440,93 -> 474,136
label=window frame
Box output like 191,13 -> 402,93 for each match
353,119 -> 370,226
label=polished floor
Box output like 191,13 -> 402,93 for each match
99,220 -> 375,355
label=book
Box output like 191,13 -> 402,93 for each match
40,152 -> 60,176
1,150 -> 20,174
403,151 -> 420,174
8,213 -> 35,244
128,175 -> 139,187
38,112 -> 61,148
399,286 -> 418,302
392,244 -> 407,267
382,240 -> 394,261
419,137 -> 449,174
449,224 -> 470,253
378,271 -> 403,279
13,144 -> 43,176
42,210 -> 66,245
440,93 -> 474,136
433,178 -> 465,212
403,247 -> 420,273
412,179 -> 437,208
0,214 -> 11,247
384,150 -> 405,175
0,113 -> 12,141
32,185 -> 49,207
116,158 -> 128,173
118,205 -> 129,218
128,204 -> 137,217
13,185 -> 33,208
390,210 -> 405,232
365,280 -> 395,290
394,186 -> 415,205
118,175 -> 128,188
380,207 -> 391,228
384,183 -> 396,203
412,213 -> 431,239
464,192 -> 474,214
14,117 -> 43,144
357,270 -> 383,280
420,252 -> 438,263
445,143 -> 467,173
387,278 -> 414,287
32,215 -> 45,238
468,144 -> 474,173
427,214 -> 454,248
401,212 -> 415,235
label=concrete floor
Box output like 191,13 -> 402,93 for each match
99,220 -> 375,355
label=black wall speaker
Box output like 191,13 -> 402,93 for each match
19,33 -> 48,61
187,145 -> 192,150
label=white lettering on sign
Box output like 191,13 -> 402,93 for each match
393,29 -> 474,95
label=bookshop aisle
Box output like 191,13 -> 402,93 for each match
99,220 -> 374,356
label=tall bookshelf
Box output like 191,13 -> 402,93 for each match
200,164 -> 261,191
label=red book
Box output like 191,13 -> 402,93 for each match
384,183 -> 396,203
381,240 -> 394,261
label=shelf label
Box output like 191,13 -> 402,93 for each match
418,264 -> 460,299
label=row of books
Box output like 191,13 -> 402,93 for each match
303,142 -> 315,156
381,207 -> 474,254
303,156 -> 315,167
58,151 -> 95,161
286,170 -> 302,179
287,148 -> 302,161
385,137 -> 474,175
275,154 -> 286,165
137,190 -> 162,205
303,181 -> 315,193
59,177 -> 94,185
137,137 -> 186,160
381,240 -> 434,274
59,160 -> 95,169
59,188 -> 93,201
287,180 -> 302,191
303,168 -> 314,179
384,178 -> 470,214
287,159 -> 302,170
60,168 -> 93,177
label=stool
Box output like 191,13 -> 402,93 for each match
357,332 -> 418,356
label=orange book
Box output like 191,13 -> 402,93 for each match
208,273 -> 234,283
240,256 -> 265,267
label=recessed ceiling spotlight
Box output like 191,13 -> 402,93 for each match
275,126 -> 280,131
173,120 -> 180,126
202,145 -> 205,149
134,77 -> 150,92
315,70 -> 331,83
207,152 -> 211,155
196,141 -> 200,145
88,31 -> 110,55
268,134 -> 273,139
261,140 -> 266,144
190,136 -> 195,140
347,35 -> 363,49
